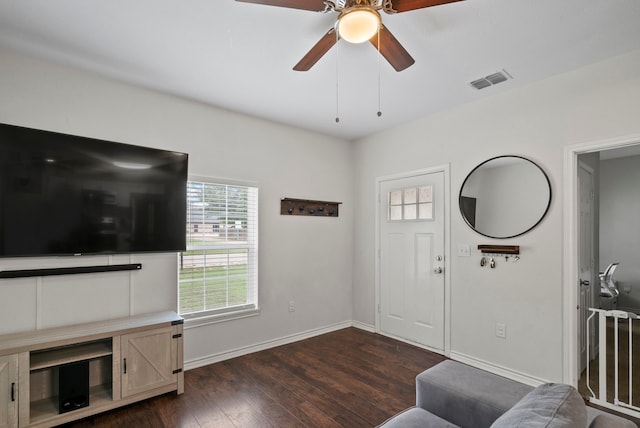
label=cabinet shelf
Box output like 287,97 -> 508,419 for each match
29,384 -> 112,425
30,340 -> 112,371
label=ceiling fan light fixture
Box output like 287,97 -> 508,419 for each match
338,8 -> 380,44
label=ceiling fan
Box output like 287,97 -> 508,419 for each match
236,0 -> 464,72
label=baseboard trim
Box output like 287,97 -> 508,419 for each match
376,331 -> 446,355
184,321 -> 352,370
351,320 -> 376,333
449,351 -> 548,387
185,322 -> 551,388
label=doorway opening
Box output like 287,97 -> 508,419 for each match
565,134 -> 640,418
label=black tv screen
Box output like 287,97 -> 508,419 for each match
0,123 -> 188,257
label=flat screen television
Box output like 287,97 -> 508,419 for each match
0,123 -> 188,257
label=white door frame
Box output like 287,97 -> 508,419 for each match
375,164 -> 451,355
563,133 -> 640,385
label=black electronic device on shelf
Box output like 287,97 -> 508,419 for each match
58,360 -> 90,414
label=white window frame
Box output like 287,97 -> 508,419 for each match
178,176 -> 259,327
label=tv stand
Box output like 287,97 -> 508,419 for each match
0,311 -> 183,428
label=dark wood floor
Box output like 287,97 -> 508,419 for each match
66,327 -> 447,427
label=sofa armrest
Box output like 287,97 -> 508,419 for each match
415,360 -> 533,428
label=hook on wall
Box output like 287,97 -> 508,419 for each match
478,245 -> 520,269
281,198 -> 342,217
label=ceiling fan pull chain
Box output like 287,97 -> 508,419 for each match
335,29 -> 340,123
377,29 -> 382,118
381,0 -> 396,13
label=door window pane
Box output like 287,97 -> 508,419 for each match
404,204 -> 417,220
418,203 -> 433,220
404,188 -> 417,204
390,190 -> 402,206
419,186 -> 433,203
388,186 -> 434,221
390,205 -> 402,220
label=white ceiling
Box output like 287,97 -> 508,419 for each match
1,0 -> 639,141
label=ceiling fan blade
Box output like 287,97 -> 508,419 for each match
391,0 -> 464,13
293,28 -> 338,71
235,0 -> 327,12
369,25 -> 415,72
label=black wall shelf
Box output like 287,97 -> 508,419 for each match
0,263 -> 142,279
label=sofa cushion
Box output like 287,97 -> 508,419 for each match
490,383 -> 586,428
588,412 -> 636,428
377,407 -> 461,428
416,360 -> 533,427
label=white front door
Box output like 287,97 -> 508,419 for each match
578,162 -> 595,373
378,170 -> 445,351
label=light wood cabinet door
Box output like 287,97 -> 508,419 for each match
0,355 -> 18,428
120,327 -> 177,398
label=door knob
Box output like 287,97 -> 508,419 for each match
434,267 -> 443,274
580,280 -> 590,286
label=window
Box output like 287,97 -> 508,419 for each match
178,179 -> 258,320
388,185 -> 433,221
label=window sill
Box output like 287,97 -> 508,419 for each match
183,307 -> 260,329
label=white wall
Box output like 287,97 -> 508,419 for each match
0,48 -> 354,364
352,49 -> 640,383
600,155 -> 640,311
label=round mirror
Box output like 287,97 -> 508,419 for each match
459,156 -> 552,239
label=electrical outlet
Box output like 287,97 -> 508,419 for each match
457,244 -> 471,257
288,300 -> 295,312
496,323 -> 506,339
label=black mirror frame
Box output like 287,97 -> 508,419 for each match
459,155 -> 552,239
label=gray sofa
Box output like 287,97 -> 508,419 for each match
379,360 -> 635,428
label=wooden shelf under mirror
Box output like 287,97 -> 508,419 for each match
477,245 -> 520,255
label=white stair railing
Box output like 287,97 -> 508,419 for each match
587,308 -> 640,418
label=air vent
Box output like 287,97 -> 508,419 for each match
486,72 -> 508,85
469,70 -> 511,90
469,78 -> 492,90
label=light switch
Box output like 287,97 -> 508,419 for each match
457,244 -> 471,257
